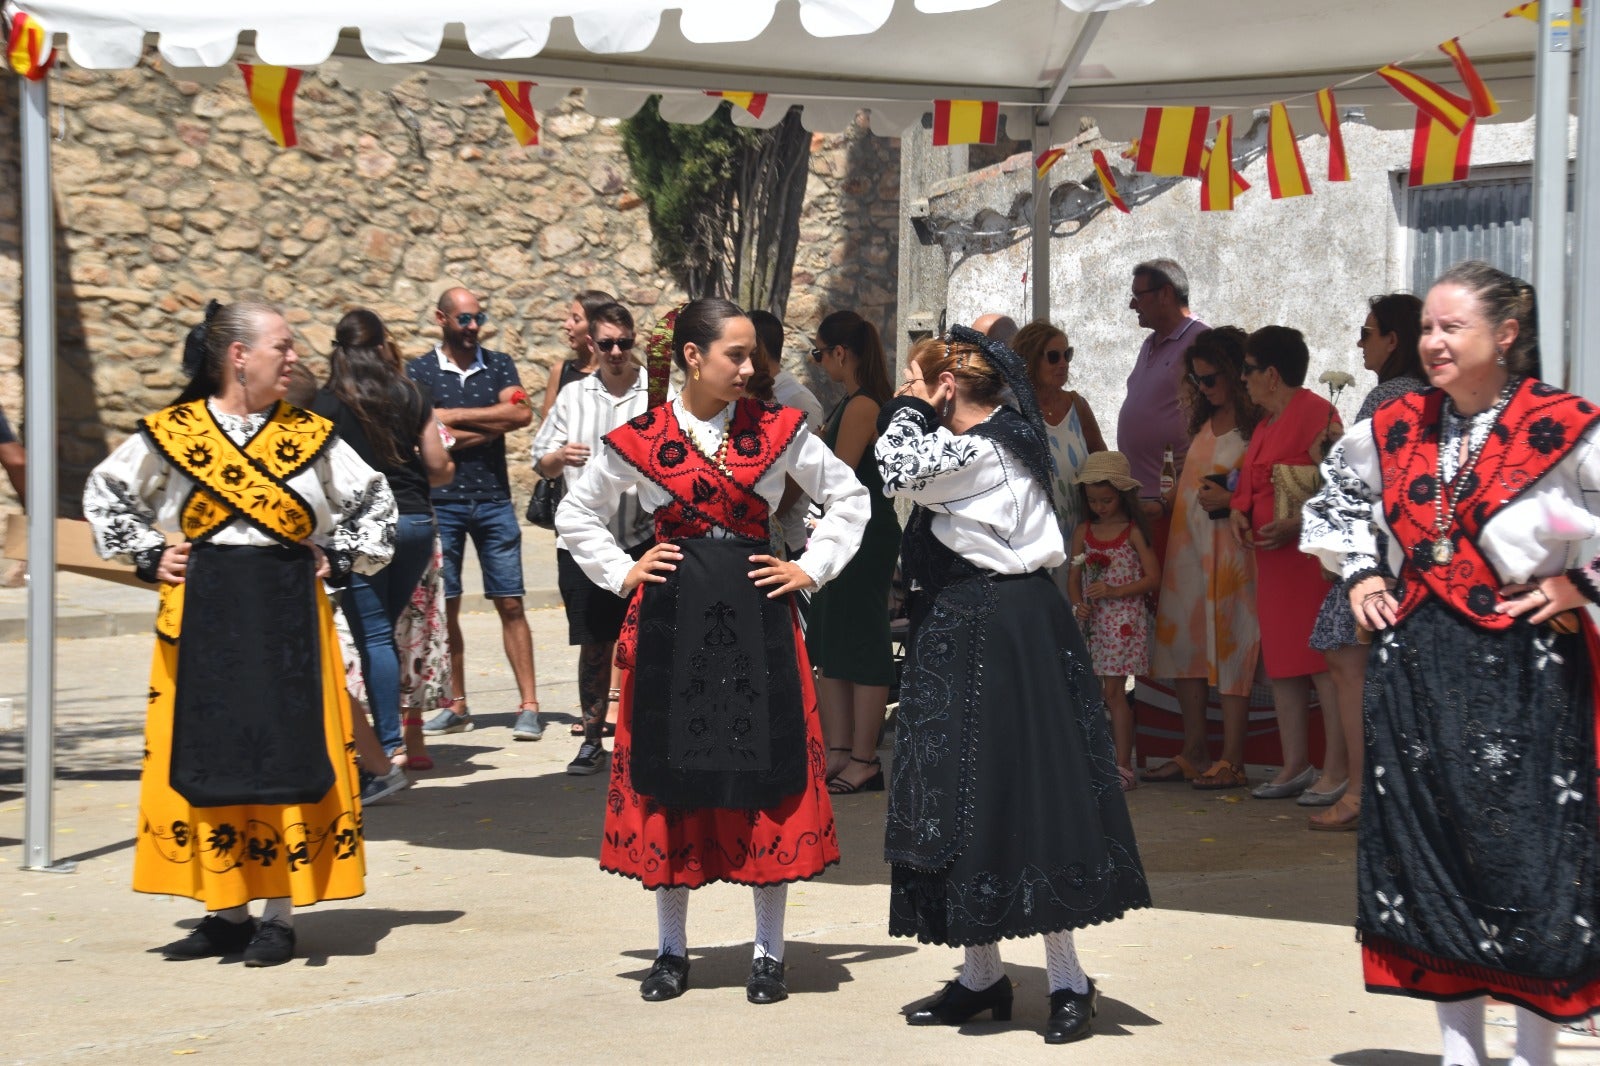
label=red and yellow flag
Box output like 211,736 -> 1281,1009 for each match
238,64 -> 302,148
1135,106 -> 1208,177
7,13 -> 54,81
1091,150 -> 1131,214
1266,102 -> 1312,200
1120,138 -> 1140,161
1409,112 -> 1475,187
1439,38 -> 1500,119
482,80 -> 541,145
1317,88 -> 1350,182
1506,1 -> 1583,23
1377,65 -> 1472,135
932,99 -> 999,146
1199,116 -> 1240,212
705,91 -> 768,119
1035,147 -> 1065,181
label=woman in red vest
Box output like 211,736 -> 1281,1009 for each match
1304,261 -> 1600,1065
554,298 -> 869,1006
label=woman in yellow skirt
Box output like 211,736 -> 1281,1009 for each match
84,299 -> 396,966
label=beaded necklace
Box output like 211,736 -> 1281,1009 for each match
679,401 -> 734,477
1427,378 -> 1517,566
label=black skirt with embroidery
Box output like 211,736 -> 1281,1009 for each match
886,514 -> 1150,946
1358,599 -> 1600,1017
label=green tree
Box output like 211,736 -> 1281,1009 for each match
621,97 -> 810,314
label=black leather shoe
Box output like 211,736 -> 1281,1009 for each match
160,915 -> 258,960
906,976 -> 1013,1025
747,957 -> 788,1004
242,919 -> 296,967
1044,979 -> 1098,1044
640,953 -> 691,1001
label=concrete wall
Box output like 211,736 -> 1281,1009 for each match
926,114 -> 1540,441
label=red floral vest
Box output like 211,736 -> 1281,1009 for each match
603,398 -> 804,541
1370,378 -> 1600,629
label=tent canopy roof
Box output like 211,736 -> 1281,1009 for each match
5,0 -> 1544,137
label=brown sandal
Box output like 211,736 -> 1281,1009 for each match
1192,759 -> 1248,790
1141,754 -> 1200,783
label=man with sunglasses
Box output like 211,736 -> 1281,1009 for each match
531,302 -> 651,775
1119,259 -> 1207,538
407,287 -> 543,741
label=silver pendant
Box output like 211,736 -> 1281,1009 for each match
1432,538 -> 1453,566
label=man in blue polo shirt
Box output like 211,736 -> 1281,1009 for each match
408,287 -> 543,740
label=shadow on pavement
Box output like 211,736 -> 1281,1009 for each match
153,907 -> 467,964
618,940 -> 917,996
1330,1052 -> 1438,1065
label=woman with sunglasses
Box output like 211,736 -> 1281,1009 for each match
532,302 -> 651,773
807,309 -> 903,794
1015,321 -> 1105,596
1303,294 -> 1424,831
1144,327 -> 1262,788
539,289 -> 615,422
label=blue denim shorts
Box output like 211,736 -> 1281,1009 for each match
433,499 -> 525,600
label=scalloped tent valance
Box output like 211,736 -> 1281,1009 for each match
2,0 -> 1541,138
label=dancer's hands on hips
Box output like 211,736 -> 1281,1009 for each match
749,554 -> 816,598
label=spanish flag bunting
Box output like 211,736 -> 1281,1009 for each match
7,13 -> 54,81
1120,139 -> 1140,161
1317,88 -> 1351,182
1091,150 -> 1131,214
1034,147 -> 1065,180
705,91 -> 768,119
1439,38 -> 1500,118
1135,106 -> 1209,177
1505,1 -> 1583,23
1376,65 -> 1472,135
1409,111 -> 1475,187
932,99 -> 999,146
1266,102 -> 1312,200
1199,116 -> 1239,212
237,63 -> 302,148
482,80 -> 541,146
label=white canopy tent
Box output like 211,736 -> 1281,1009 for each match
3,0 -> 1586,870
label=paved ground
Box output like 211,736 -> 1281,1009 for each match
3,547 -> 1599,1063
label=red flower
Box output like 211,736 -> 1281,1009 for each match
1119,623 -> 1135,637
508,388 -> 530,406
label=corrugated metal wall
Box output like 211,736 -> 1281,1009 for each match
1409,177 -> 1533,289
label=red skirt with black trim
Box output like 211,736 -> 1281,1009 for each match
599,596 -> 839,889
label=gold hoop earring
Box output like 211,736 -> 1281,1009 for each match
692,367 -> 701,382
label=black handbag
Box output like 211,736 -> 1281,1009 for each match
525,476 -> 564,530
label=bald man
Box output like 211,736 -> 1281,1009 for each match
407,288 -> 543,741
971,313 -> 1019,345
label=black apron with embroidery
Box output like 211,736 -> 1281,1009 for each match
629,537 -> 806,810
169,542 -> 332,807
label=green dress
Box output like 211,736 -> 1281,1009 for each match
805,391 -> 902,686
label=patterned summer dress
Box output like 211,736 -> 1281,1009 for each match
1081,524 -> 1151,677
1045,399 -> 1092,596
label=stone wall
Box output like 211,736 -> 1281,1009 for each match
0,62 -> 899,514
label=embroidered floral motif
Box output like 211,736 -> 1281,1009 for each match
1528,416 -> 1567,455
657,440 -> 687,468
1407,473 -> 1436,504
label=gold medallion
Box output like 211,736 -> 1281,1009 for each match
1431,538 -> 1453,566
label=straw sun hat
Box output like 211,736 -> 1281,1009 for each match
1072,451 -> 1142,492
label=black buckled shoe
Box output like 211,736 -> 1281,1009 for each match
242,919 -> 296,967
640,953 -> 691,1001
747,957 -> 787,1004
160,914 -> 258,960
906,976 -> 1013,1025
1044,979 -> 1098,1044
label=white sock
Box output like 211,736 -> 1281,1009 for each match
1511,1006 -> 1558,1066
260,897 -> 293,928
1043,929 -> 1089,994
656,886 -> 690,958
1436,998 -> 1487,1066
959,942 -> 1005,991
752,884 -> 787,963
212,904 -> 250,924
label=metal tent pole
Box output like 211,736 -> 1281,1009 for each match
1532,3 -> 1573,386
18,74 -> 70,874
1571,3 -> 1599,401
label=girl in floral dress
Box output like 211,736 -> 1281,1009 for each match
1068,452 -> 1161,790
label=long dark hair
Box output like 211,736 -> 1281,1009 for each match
817,309 -> 892,404
1368,293 -> 1424,382
1181,326 -> 1262,441
328,308 -> 420,468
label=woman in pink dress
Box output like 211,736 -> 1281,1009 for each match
1229,327 -> 1343,801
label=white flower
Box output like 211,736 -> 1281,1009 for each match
1374,764 -> 1387,796
1555,770 -> 1584,805
1377,890 -> 1405,925
1070,553 -> 1086,567
1319,370 -> 1357,389
1534,631 -> 1565,672
1577,915 -> 1593,945
1477,919 -> 1504,956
